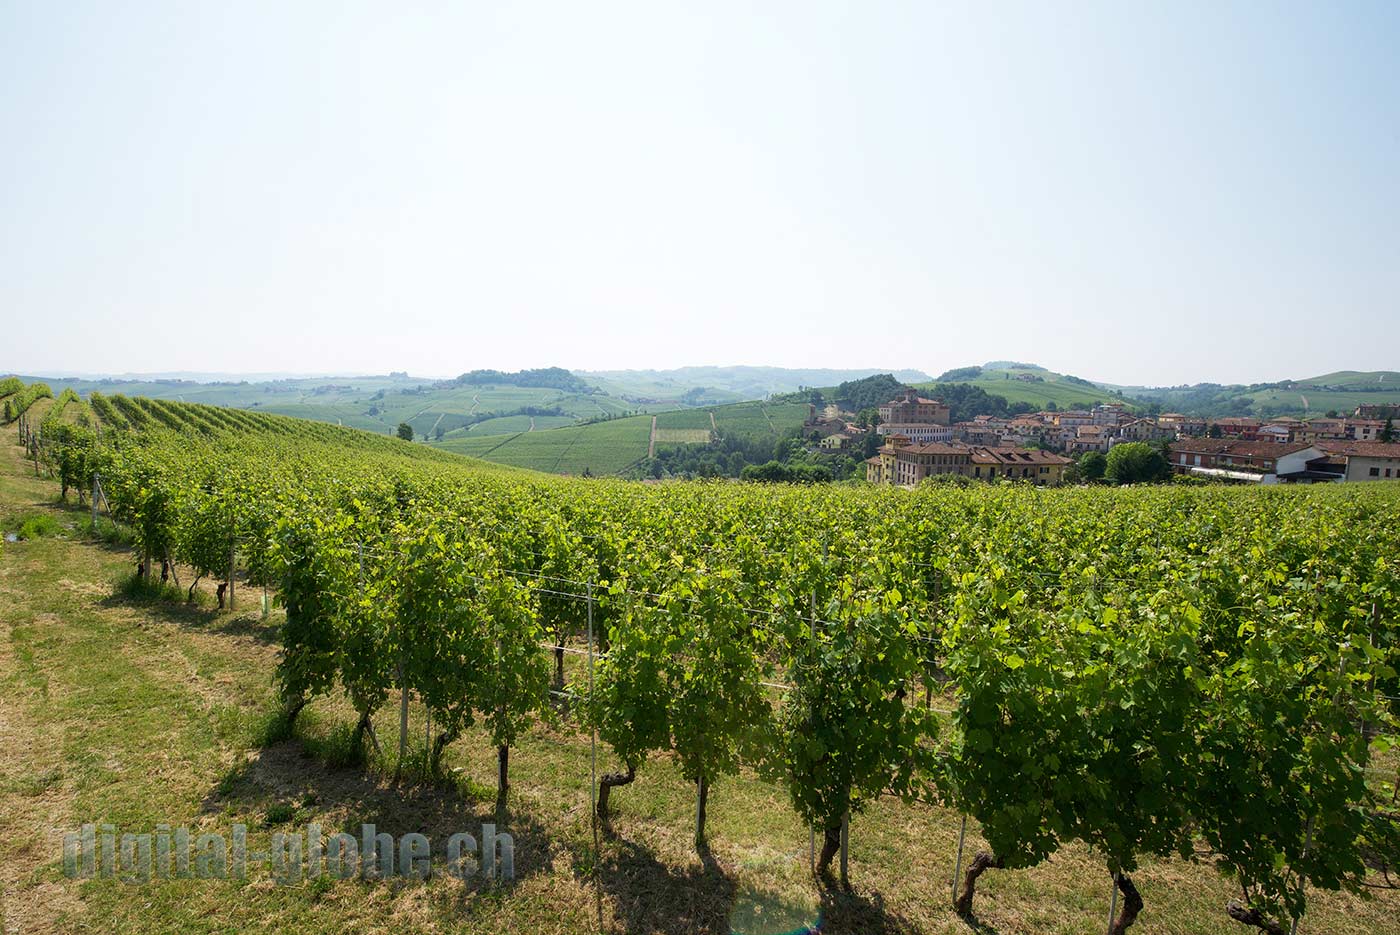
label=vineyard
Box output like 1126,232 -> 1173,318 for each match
10,390 -> 1400,934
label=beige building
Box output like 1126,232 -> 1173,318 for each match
866,435 -> 1071,486
1118,418 -> 1175,443
1317,442 -> 1400,481
877,388 -> 951,429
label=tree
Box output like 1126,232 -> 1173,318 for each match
1078,451 -> 1107,482
1382,418 -> 1395,443
396,422 -> 414,441
1105,443 -> 1170,485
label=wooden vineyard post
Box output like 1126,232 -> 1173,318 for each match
952,814 -> 967,906
91,474 -> 99,528
1290,817 -> 1315,935
587,578 -> 603,929
839,809 -> 849,889
398,673 -> 409,774
1106,873 -> 1119,935
808,583 -> 818,874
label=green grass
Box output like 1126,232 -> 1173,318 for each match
16,513 -> 61,539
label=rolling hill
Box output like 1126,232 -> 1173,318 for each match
1119,370 -> 1400,418
916,365 -> 1124,412
18,372 -> 672,440
580,366 -> 932,403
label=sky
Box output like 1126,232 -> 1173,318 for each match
1,1 -> 1396,386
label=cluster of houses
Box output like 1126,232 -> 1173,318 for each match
1166,438 -> 1400,484
806,388 -> 1400,487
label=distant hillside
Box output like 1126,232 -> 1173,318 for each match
1294,370 -> 1400,390
578,366 -> 932,403
917,366 -> 1126,412
1122,370 -> 1400,418
444,367 -> 593,393
19,371 -> 671,440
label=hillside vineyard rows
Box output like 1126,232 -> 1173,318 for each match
19,394 -> 1400,934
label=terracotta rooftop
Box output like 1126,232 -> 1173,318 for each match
970,447 -> 1072,465
1170,439 -> 1311,458
1316,441 -> 1400,458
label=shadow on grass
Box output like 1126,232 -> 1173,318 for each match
954,915 -> 1005,935
204,736 -> 560,888
816,885 -> 926,935
582,837 -> 924,935
592,837 -> 737,935
99,582 -> 281,646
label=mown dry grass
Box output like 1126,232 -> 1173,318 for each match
0,438 -> 1397,934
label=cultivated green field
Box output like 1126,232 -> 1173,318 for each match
449,414 -> 579,437
431,400 -> 812,476
433,414 -> 655,475
1240,386 -> 1400,416
711,400 -> 811,437
654,409 -> 717,431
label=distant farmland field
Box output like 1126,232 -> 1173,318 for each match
432,399 -> 813,475
652,428 -> 712,444
1242,387 -> 1400,415
712,400 -> 810,438
434,414 -> 653,474
655,409 -> 716,431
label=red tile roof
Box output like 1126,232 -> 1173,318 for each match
970,447 -> 1072,465
1317,441 -> 1400,458
1170,439 -> 1311,458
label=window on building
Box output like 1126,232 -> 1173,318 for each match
1370,467 -> 1381,476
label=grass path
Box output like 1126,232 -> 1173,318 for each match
1,439 -> 1398,934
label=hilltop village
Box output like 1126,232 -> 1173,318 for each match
799,388 -> 1400,487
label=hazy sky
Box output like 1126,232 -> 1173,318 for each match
2,2 -> 1396,385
